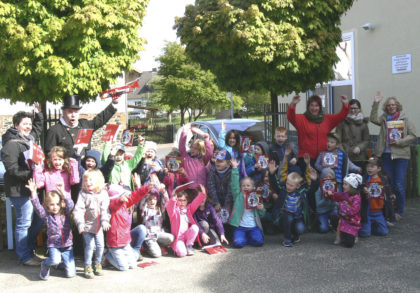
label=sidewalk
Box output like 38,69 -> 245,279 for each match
1,197 -> 420,292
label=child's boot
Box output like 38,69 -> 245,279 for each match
94,263 -> 104,276
84,265 -> 94,279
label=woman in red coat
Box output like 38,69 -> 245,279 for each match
287,94 -> 350,172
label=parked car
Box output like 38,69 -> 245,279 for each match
174,119 -> 266,150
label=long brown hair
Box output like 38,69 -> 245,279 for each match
47,146 -> 71,175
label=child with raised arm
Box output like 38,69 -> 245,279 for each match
104,183 -> 153,271
133,141 -> 165,184
229,158 -> 265,248
27,179 -> 75,280
325,173 -> 362,248
179,126 -> 213,189
166,184 -> 207,257
72,169 -> 110,278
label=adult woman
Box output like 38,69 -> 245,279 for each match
370,91 -> 416,219
336,99 -> 370,171
287,94 -> 350,171
1,105 -> 44,265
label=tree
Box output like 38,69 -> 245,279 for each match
175,0 -> 354,126
152,42 -> 231,125
0,0 -> 148,104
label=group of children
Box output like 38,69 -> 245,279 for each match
26,123 -> 396,280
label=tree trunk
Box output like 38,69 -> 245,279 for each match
180,106 -> 185,126
270,91 -> 278,141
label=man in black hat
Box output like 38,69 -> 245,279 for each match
44,94 -> 120,157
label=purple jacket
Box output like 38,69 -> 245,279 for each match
329,192 -> 361,236
31,195 -> 74,248
179,131 -> 213,189
193,202 -> 225,237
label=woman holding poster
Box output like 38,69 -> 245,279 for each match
369,91 -> 416,219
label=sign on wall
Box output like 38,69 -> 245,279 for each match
392,54 -> 412,74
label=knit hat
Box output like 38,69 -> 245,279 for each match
255,141 -> 269,155
344,173 -> 362,189
107,184 -> 131,199
327,132 -> 341,144
214,149 -> 231,160
145,141 -> 157,153
320,168 -> 335,179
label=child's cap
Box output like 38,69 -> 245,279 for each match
344,173 -> 362,189
367,157 -> 381,167
145,141 -> 158,153
107,184 -> 131,199
215,149 -> 231,161
327,132 -> 341,144
320,168 -> 335,179
115,144 -> 125,153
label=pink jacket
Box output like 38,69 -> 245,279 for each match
163,172 -> 189,197
166,192 -> 206,250
179,131 -> 213,189
34,159 -> 79,197
329,192 -> 361,236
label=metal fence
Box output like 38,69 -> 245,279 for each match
128,122 -> 176,144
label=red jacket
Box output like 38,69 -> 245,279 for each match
287,104 -> 349,159
106,185 -> 149,248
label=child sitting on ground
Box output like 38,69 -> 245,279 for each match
27,179 -> 75,280
72,170 -> 110,278
229,158 -> 265,248
166,184 -> 207,257
325,173 -> 362,248
359,157 -> 395,237
138,188 -> 174,258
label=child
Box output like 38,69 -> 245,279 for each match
79,148 -> 115,184
194,198 -> 229,246
257,169 -> 279,234
104,184 -> 152,271
33,146 -> 80,201
315,132 -> 361,191
269,126 -> 299,173
103,136 -> 145,188
133,141 -> 165,184
26,179 -> 75,280
315,168 -> 339,233
163,148 -> 189,197
359,157 -> 394,237
72,169 -> 110,278
248,141 -> 270,185
139,188 -> 174,258
179,126 -> 213,189
325,173 -> 362,248
229,158 -> 265,248
166,184 -> 207,257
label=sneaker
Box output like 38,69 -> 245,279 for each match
137,252 -> 144,262
23,257 -> 41,266
39,262 -> 50,280
387,221 -> 395,227
84,266 -> 94,279
334,238 -> 341,245
186,245 -> 195,256
395,214 -> 403,221
354,236 -> 359,244
282,241 -> 293,247
93,263 -> 104,276
33,254 -> 46,262
292,236 -> 300,244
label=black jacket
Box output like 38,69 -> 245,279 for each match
44,103 -> 117,157
1,112 -> 44,198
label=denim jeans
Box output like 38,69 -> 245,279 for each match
43,247 -> 76,278
359,211 -> 389,237
282,213 -> 305,243
381,153 -> 409,215
82,231 -> 104,266
233,226 -> 264,248
317,210 -> 338,233
10,197 -> 43,263
105,224 -> 146,271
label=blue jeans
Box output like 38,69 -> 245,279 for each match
282,213 -> 305,243
317,210 -> 337,233
381,153 -> 408,216
43,247 -> 76,278
9,197 -> 43,263
359,211 -> 389,237
82,231 -> 104,266
105,224 -> 146,271
233,226 -> 264,248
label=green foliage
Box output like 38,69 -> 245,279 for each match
175,0 -> 354,95
151,42 -> 230,125
0,0 -> 148,104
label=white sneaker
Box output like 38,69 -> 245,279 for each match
186,245 -> 194,256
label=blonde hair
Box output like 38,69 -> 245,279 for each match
47,146 -> 71,174
43,191 -> 66,214
240,176 -> 255,188
191,139 -> 206,157
382,97 -> 403,113
287,172 -> 303,185
82,169 -> 105,193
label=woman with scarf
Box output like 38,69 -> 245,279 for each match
287,94 -> 350,172
1,105 -> 44,265
370,91 -> 416,220
336,99 -> 370,171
